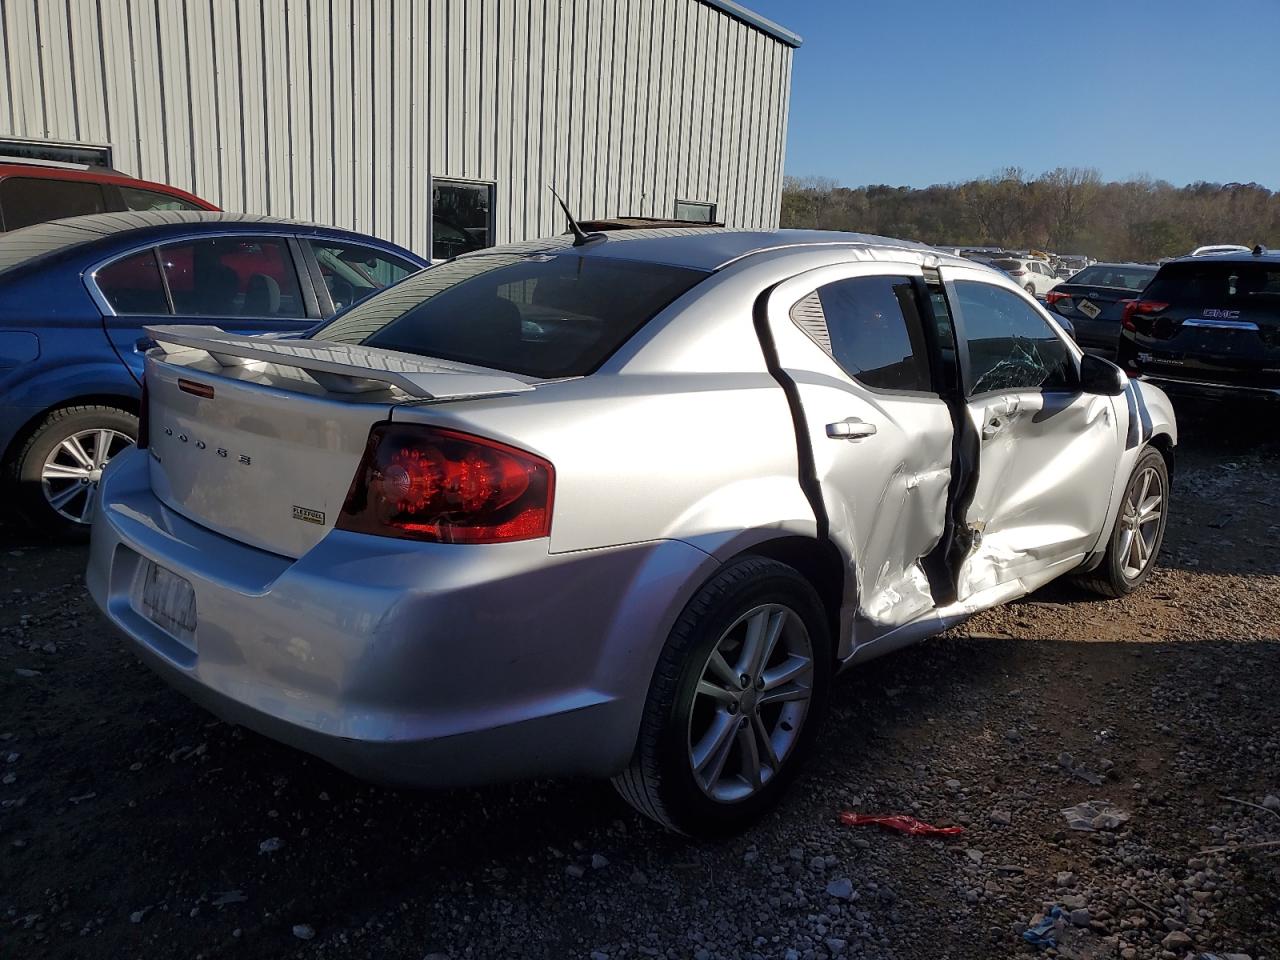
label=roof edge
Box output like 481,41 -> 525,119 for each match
698,0 -> 802,47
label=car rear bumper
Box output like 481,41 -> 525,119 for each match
86,448 -> 713,787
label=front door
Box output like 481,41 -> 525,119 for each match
937,265 -> 1121,601
764,262 -> 956,656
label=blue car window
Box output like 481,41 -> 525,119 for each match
94,250 -> 170,315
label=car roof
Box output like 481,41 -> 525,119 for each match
454,227 -> 966,273
0,161 -> 216,208
0,211 -> 413,278
1075,261 -> 1156,269
1166,249 -> 1280,266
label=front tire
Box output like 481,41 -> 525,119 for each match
8,405 -> 137,537
612,557 -> 831,837
1077,447 -> 1169,598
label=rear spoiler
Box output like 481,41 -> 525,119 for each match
143,325 -> 534,400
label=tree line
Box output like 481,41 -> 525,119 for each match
779,168 -> 1280,263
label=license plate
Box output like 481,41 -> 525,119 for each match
138,561 -> 197,643
1077,299 -> 1102,320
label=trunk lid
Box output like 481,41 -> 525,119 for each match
141,326 -> 537,558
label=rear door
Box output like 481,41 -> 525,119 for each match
92,234 -> 320,383
764,262 -> 956,651
938,266 -> 1120,601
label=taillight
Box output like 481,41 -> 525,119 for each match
336,423 -> 554,544
136,377 -> 150,450
1044,291 -> 1071,304
1008,269 -> 1026,276
1120,299 -> 1168,332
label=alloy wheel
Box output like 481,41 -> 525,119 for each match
40,428 -> 133,524
687,603 -> 814,803
1117,465 -> 1164,580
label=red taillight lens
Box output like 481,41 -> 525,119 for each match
1008,269 -> 1026,276
136,377 -> 150,450
1044,291 -> 1072,307
1121,299 -> 1168,332
336,424 -> 554,544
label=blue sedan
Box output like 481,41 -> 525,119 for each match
0,211 -> 427,533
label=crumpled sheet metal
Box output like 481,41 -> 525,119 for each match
1061,799 -> 1130,832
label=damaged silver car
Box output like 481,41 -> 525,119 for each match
86,229 -> 1176,837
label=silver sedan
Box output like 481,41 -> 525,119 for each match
87,229 -> 1176,837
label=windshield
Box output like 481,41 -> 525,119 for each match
1068,265 -> 1156,290
313,252 -> 709,378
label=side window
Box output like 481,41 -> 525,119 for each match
94,250 -> 170,315
118,186 -> 202,212
159,237 -> 305,318
309,239 -> 417,313
791,274 -> 933,392
954,280 -> 1075,396
0,177 -> 107,231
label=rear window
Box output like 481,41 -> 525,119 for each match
313,253 -> 708,378
1069,265 -> 1156,290
992,259 -> 1022,271
1144,261 -> 1280,307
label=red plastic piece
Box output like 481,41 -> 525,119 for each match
838,812 -> 965,837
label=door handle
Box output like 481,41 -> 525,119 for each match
826,418 -> 877,441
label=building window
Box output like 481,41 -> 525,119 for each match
674,200 -> 716,223
432,179 -> 494,260
0,137 -> 112,168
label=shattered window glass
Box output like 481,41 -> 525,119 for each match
955,281 -> 1075,396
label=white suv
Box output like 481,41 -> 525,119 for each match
991,257 -> 1061,297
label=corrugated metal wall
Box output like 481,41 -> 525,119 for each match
0,0 -> 793,255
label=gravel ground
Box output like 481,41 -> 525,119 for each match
2,400 -> 1278,960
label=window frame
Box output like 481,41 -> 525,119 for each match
674,199 -> 717,223
789,272 -> 943,398
942,276 -> 1083,400
85,231 -> 323,321
429,177 -> 496,260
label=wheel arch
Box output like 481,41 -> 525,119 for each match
2,393 -> 140,468
723,534 -> 847,658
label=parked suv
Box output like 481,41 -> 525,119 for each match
991,256 -> 1061,297
0,161 -> 217,230
0,212 -> 427,533
1117,248 -> 1280,399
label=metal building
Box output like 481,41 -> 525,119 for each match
0,0 -> 798,258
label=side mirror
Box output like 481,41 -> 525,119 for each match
1079,353 -> 1127,396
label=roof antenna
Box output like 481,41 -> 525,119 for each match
548,185 -> 605,247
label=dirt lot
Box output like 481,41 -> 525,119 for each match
2,399 -> 1279,960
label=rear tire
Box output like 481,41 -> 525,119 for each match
1024,282 -> 1037,295
612,557 -> 831,837
1076,447 -> 1169,598
7,405 -> 137,538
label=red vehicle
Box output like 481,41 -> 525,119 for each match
0,161 -> 217,231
